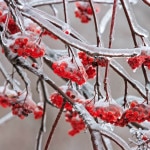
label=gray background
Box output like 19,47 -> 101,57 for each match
0,1 -> 150,150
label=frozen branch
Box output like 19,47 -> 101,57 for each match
74,103 -> 131,150
89,128 -> 104,150
29,0 -> 139,7
0,62 -> 20,91
36,80 -> 47,150
110,59 -> 146,99
99,7 -> 112,34
0,112 -> 14,126
120,0 -> 149,46
142,0 -> 150,7
44,48 -> 147,100
20,6 -> 150,57
2,40 -> 131,150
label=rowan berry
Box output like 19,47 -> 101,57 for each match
52,57 -> 88,85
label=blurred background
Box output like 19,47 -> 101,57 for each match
0,0 -> 150,150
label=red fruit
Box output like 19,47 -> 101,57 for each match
144,56 -> 150,69
52,57 -> 88,85
0,95 -> 10,108
78,52 -> 96,79
142,135 -> 148,141
65,111 -> 86,136
74,10 -> 81,18
130,101 -> 138,108
11,101 -> 36,119
50,86 -> 85,111
9,34 -> 45,58
43,30 -> 58,40
128,55 -> 145,70
74,2 -> 99,23
63,29 -> 70,35
97,57 -> 108,67
86,6 -> 93,15
81,15 -> 90,23
34,106 -> 43,119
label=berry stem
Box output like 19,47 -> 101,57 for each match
36,80 -> 47,150
44,102 -> 65,150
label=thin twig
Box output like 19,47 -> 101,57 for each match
0,62 -> 20,91
44,102 -> 65,150
89,128 -> 104,150
108,0 -> 118,48
29,0 -> 138,7
89,0 -> 102,47
0,112 -> 14,126
141,65 -> 150,104
20,6 -> 150,57
36,80 -> 47,150
63,0 -> 69,23
110,59 -> 146,99
2,44 -> 132,150
103,61 -> 110,101
120,0 -> 148,46
142,0 -> 150,7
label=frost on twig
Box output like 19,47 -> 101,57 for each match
0,0 -> 150,149
0,112 -> 14,126
20,7 -> 150,57
74,103 -> 131,150
120,0 -> 149,38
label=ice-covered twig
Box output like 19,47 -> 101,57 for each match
120,0 -> 149,46
99,7 -> 112,34
142,0 -> 150,7
20,6 -> 150,57
89,128 -> 104,150
89,0 -> 102,47
0,112 -> 14,126
0,62 -> 20,91
108,0 -> 118,48
2,42 -> 131,149
141,65 -> 150,103
29,0 -> 139,7
116,95 -> 144,105
44,48 -> 147,100
36,80 -> 47,150
13,65 -> 31,96
110,59 -> 146,99
74,103 -> 131,150
44,102 -> 65,150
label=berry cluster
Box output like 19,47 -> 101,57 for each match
65,111 -> 86,136
78,52 -> 108,79
86,100 -> 150,126
78,51 -> 96,79
0,87 -> 43,119
50,85 -> 88,135
50,84 -> 150,136
25,22 -> 41,35
52,57 -> 88,85
0,1 -> 46,58
11,100 -> 43,120
50,85 -> 85,111
25,18 -> 58,40
43,30 -> 58,40
86,100 -> 123,124
0,93 -> 16,108
128,55 -> 150,70
74,2 -> 99,23
97,57 -> 108,67
9,34 -> 45,58
116,101 -> 150,126
0,1 -> 20,34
